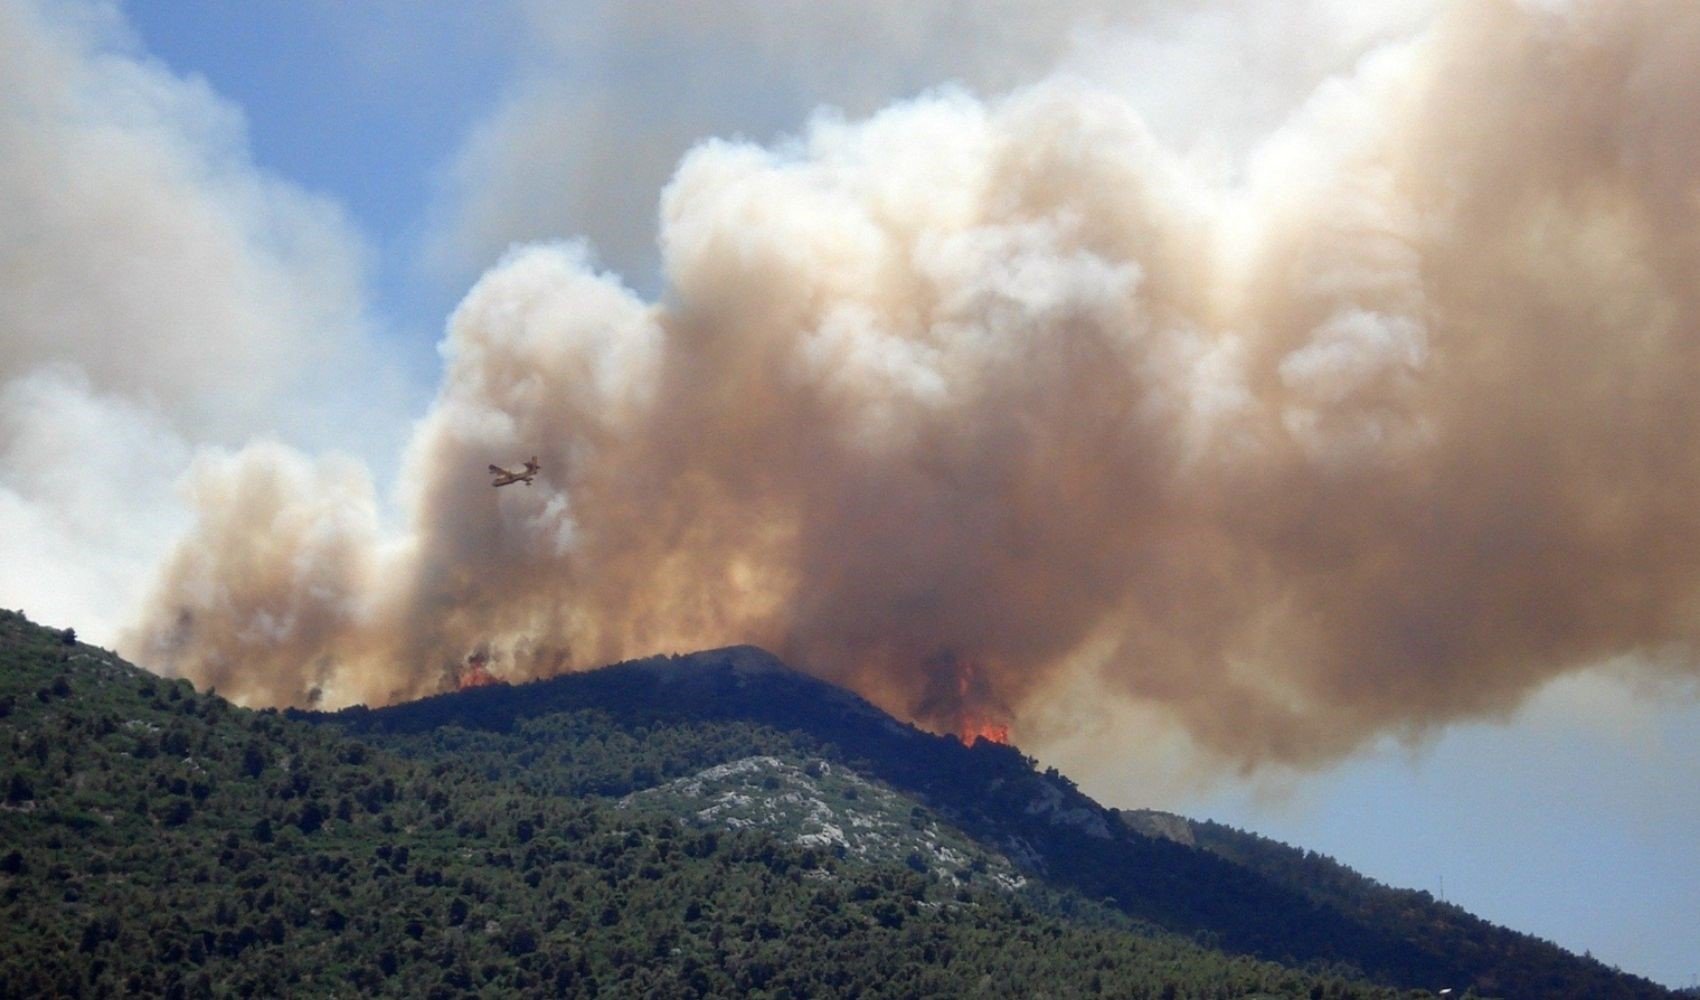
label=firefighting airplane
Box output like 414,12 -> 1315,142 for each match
488,456 -> 540,487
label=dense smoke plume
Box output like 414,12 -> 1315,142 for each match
127,1 -> 1700,769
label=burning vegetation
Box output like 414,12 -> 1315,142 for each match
457,653 -> 502,691
920,655 -> 1011,747
958,717 -> 1011,747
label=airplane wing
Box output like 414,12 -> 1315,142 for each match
489,459 -> 536,486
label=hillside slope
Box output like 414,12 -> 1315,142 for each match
1,612 -> 1416,998
317,644 -> 1674,1000
1125,809 -> 1666,1000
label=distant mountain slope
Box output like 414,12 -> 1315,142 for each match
316,645 -> 1674,999
1126,809 -> 1669,1000
1,612 -> 1415,998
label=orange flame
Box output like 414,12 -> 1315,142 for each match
457,652 -> 501,690
951,658 -> 1010,745
959,718 -> 1010,746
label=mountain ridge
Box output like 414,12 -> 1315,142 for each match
1,610 -> 1428,998
311,642 -> 1674,999
0,614 -> 1674,997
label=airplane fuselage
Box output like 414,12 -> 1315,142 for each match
489,457 -> 540,488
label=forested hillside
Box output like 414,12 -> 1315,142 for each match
319,645 -> 1674,1000
1124,810 -> 1664,1000
2,612 -> 1420,998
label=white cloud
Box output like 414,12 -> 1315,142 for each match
0,366 -> 189,642
0,0 -> 384,640
426,0 -> 1439,291
0,0 -> 375,441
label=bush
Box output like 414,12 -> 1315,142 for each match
5,772 -> 33,803
160,798 -> 194,827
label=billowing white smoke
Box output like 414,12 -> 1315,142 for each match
0,0 -> 378,640
128,0 -> 1700,769
428,0 -> 1435,291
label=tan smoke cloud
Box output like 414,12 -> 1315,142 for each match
127,0 -> 1700,770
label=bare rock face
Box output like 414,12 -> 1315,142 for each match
1117,809 -> 1197,848
618,755 -> 1026,891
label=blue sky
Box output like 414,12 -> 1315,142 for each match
1184,675 -> 1700,989
3,0 -> 1696,987
130,1 -> 519,382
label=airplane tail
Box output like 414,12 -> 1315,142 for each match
488,465 -> 503,475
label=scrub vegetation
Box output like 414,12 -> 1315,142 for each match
0,612 -> 1670,998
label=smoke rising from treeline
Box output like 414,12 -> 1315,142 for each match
125,1 -> 1700,770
